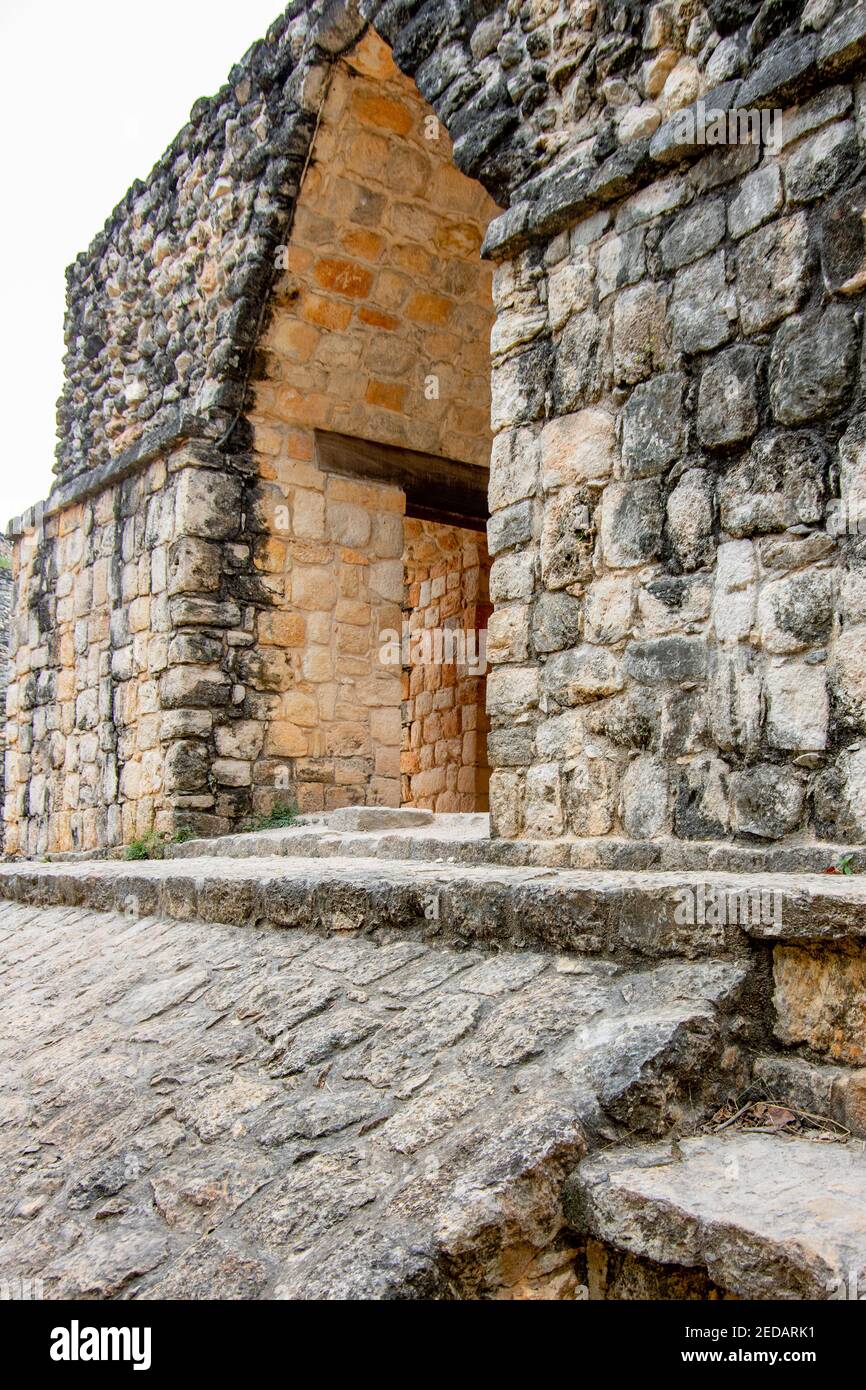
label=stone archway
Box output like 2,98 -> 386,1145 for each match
241,28 -> 498,818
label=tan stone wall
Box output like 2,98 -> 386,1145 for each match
401,519 -> 491,813
245,31 -> 497,817
5,458 -> 175,856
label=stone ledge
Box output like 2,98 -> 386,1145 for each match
1,856 -> 864,957
6,408 -> 219,536
566,1131 -> 866,1300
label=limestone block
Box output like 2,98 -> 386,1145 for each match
769,304 -> 858,425
612,283 -> 671,385
669,252 -> 737,354
621,754 -> 671,839
719,431 -> 826,537
533,590 -> 584,654
735,214 -> 810,334
660,199 -> 726,270
487,606 -> 530,664
785,119 -> 858,204
712,540 -> 757,644
666,469 -> 715,572
540,408 -> 616,492
490,552 -> 536,604
831,626 -> 866,730
215,721 -> 265,761
583,575 -> 635,645
730,764 -> 805,839
765,659 -> 829,750
697,346 -> 760,448
213,759 -> 253,788
621,373 -> 685,477
674,756 -> 731,839
540,488 -> 593,590
175,467 -> 243,541
488,500 -> 535,556
487,667 -> 540,720
490,426 -> 541,511
543,646 -> 625,706
597,229 -> 645,301
624,636 -> 708,687
564,753 -> 619,836
552,311 -> 601,413
160,666 -> 233,711
774,944 -> 866,1064
523,762 -> 564,838
728,165 -> 783,240
600,480 -> 664,569
164,740 -> 209,794
756,570 -> 835,654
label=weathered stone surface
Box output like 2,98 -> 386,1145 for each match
719,430 -> 827,536
612,283 -> 671,384
774,943 -> 866,1065
769,305 -> 859,424
730,764 -> 805,839
543,646 -> 625,706
621,373 -> 685,476
328,807 -> 434,832
697,346 -> 760,449
540,408 -> 616,491
669,251 -> 737,354
0,898 -> 752,1300
765,659 -> 829,751
600,480 -> 664,569
568,1133 -> 866,1299
665,469 -> 715,571
735,213 -> 811,334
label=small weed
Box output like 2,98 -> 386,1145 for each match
124,826 -> 200,860
825,853 -> 856,876
124,832 -> 166,862
241,800 -> 300,833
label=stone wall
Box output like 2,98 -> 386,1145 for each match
402,518 -> 491,812
9,0 -> 866,855
0,538 -> 11,849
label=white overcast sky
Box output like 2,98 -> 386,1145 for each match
1,0 -> 287,526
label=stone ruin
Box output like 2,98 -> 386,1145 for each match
4,0 -> 866,1305
6,0 -> 866,862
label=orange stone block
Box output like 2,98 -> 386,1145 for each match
365,379 -> 407,412
313,258 -> 374,299
351,90 -> 413,135
405,291 -> 454,326
359,306 -> 400,332
341,227 -> 384,262
301,294 -> 354,331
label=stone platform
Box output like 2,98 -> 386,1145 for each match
0,901 -> 748,1300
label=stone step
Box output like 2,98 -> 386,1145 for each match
0,901 -> 750,1301
753,1054 -> 866,1139
0,855 -> 863,960
160,812 -> 866,878
565,1132 -> 866,1300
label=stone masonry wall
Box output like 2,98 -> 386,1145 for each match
402,518 -> 491,812
241,30 -> 496,818
10,0 -> 866,854
486,71 -> 866,844
0,538 -> 11,849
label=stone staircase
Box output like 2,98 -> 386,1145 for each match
1,820 -> 865,1299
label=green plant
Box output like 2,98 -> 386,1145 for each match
124,832 -> 166,862
825,853 -> 856,876
0,554 -> 11,572
124,825 -> 200,859
170,826 -> 198,845
242,800 -> 300,833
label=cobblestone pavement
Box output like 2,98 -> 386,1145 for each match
0,901 -> 748,1300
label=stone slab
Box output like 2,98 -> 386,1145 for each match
567,1133 -> 866,1300
1,857 -> 865,958
0,902 -> 747,1301
327,807 -> 435,832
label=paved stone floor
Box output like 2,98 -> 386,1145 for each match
0,901 -> 746,1300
